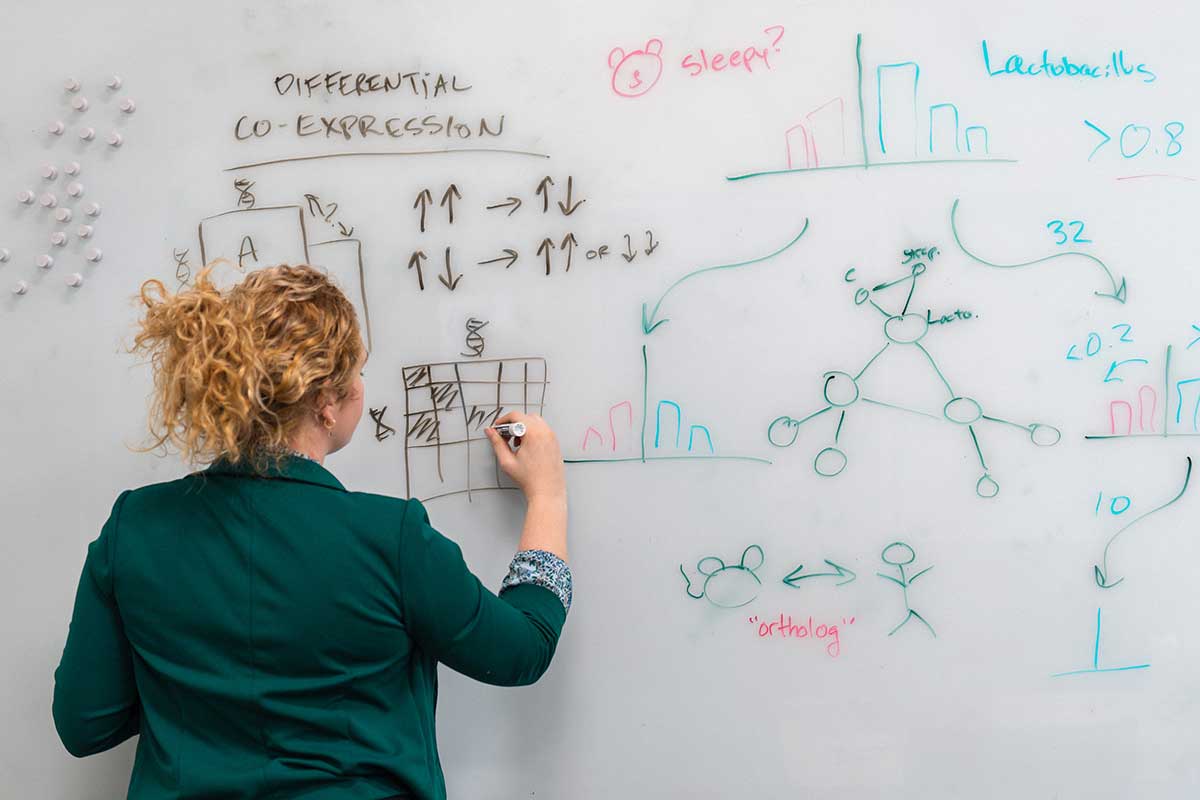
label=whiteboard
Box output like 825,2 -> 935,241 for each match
3,1 -> 1200,797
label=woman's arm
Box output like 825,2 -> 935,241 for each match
53,492 -> 141,757
398,501 -> 569,686
401,414 -> 571,686
486,412 -> 568,561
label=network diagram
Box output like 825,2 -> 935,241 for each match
767,245 -> 1061,498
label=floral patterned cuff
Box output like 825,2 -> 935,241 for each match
500,549 -> 572,613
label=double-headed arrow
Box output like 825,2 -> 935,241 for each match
782,560 -> 857,588
641,220 -> 810,334
1095,456 -> 1192,588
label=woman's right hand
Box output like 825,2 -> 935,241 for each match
485,412 -> 566,503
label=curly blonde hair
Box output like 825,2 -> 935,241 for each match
132,263 -> 364,468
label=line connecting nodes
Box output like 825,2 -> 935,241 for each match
767,258 -> 1061,498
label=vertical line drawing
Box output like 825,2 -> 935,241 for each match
640,345 -> 649,462
452,363 -> 472,501
1051,608 -> 1150,677
928,103 -> 960,154
655,401 -> 682,449
494,361 -> 504,486
784,124 -> 811,170
876,61 -> 919,156
855,34 -> 870,168
1110,401 -> 1134,435
310,238 -> 371,352
609,401 -> 633,452
1165,344 -> 1172,436
1139,385 -> 1157,432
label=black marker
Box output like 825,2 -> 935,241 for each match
492,422 -> 526,438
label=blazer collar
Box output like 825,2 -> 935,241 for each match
202,453 -> 347,492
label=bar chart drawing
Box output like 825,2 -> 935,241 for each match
730,34 -> 1015,182
877,60 -> 920,157
929,103 -> 960,155
1086,346 -> 1200,440
566,346 -> 771,466
402,357 -> 548,501
785,98 -> 847,169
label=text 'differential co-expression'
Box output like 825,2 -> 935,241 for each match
231,70 -> 511,145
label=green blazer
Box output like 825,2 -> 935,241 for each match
53,455 -> 568,800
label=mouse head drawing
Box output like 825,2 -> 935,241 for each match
608,38 -> 664,98
685,545 -> 765,609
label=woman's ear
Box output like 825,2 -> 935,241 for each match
315,393 -> 338,427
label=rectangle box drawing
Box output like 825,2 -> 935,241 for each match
309,238 -> 372,352
197,205 -> 310,276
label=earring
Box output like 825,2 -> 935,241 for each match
324,417 -> 336,437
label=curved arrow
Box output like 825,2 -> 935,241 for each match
1104,358 -> 1149,383
950,198 -> 1126,304
782,559 -> 857,588
641,220 -> 810,335
1095,456 -> 1192,589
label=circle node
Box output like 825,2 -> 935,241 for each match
976,473 -> 1000,499
814,446 -> 848,477
943,396 -> 983,424
883,313 -> 929,344
822,371 -> 860,407
1029,424 -> 1061,447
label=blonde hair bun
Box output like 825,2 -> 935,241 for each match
133,263 -> 363,467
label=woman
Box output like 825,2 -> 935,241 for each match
52,264 -> 571,800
